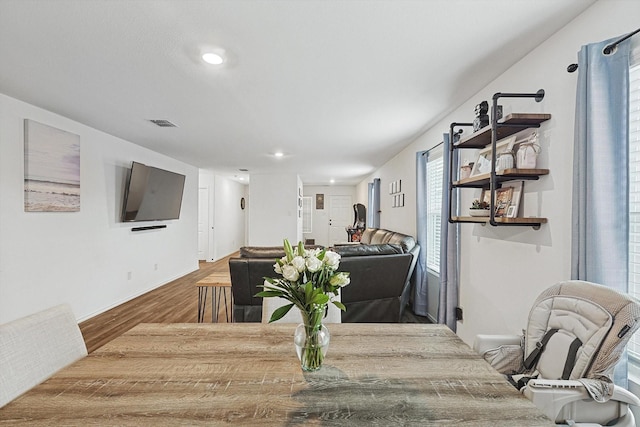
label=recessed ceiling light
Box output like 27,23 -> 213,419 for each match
330,179 -> 335,184
274,152 -> 284,158
202,52 -> 225,65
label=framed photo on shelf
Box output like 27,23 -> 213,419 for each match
480,186 -> 514,217
480,188 -> 492,206
500,180 -> 524,218
469,135 -> 517,177
495,187 -> 514,217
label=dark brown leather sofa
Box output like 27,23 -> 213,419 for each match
335,228 -> 420,322
228,228 -> 420,323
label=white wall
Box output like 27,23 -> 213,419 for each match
302,185 -> 357,247
0,93 -> 199,324
248,172 -> 301,246
356,0 -> 640,345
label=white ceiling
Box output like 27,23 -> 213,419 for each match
0,0 -> 595,184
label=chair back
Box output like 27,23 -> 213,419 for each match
525,281 -> 640,380
0,304 -> 88,407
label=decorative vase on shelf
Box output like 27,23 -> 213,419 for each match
294,305 -> 330,371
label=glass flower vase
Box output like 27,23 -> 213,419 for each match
293,306 -> 330,371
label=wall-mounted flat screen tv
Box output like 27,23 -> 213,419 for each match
121,161 -> 186,222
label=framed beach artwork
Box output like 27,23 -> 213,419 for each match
24,119 -> 80,212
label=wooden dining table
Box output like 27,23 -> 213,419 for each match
0,323 -> 552,426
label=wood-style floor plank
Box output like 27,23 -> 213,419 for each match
79,254 -> 236,353
79,251 -> 430,354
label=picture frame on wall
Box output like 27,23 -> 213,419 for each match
24,119 -> 81,212
315,193 -> 324,210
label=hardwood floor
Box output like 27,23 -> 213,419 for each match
79,254 -> 236,353
79,251 -> 430,353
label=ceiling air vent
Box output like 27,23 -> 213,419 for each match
149,119 -> 177,128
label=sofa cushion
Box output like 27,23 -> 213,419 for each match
360,228 -> 416,253
370,229 -> 394,244
387,234 -> 416,253
333,243 -> 404,257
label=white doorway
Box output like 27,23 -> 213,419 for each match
328,195 -> 352,245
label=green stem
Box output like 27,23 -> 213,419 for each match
299,305 -> 326,371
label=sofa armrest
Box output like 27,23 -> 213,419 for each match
473,334 -> 522,355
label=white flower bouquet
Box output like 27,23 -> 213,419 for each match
256,239 -> 350,370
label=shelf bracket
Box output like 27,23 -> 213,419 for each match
448,122 -> 474,224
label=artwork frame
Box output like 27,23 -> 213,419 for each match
469,135 -> 517,177
500,180 -> 524,218
480,186 -> 515,217
494,187 -> 514,217
24,119 -> 80,212
315,193 -> 324,210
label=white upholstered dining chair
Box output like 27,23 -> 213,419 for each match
0,304 -> 88,407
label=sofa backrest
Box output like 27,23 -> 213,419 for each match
229,257 -> 276,305
338,252 -> 413,322
239,245 -> 323,259
239,246 -> 286,259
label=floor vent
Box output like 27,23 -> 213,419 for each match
149,119 -> 177,128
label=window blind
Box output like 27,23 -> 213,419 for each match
627,49 -> 640,365
302,196 -> 312,233
426,149 -> 444,273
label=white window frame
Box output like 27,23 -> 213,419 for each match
302,196 -> 313,233
425,146 -> 444,274
627,45 -> 640,378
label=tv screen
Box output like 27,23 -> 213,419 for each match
121,162 -> 186,222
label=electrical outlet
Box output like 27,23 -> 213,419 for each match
127,271 -> 132,280
154,263 -> 158,271
455,306 -> 463,321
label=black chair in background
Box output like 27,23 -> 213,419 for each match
346,203 -> 366,242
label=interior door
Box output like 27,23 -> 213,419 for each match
198,187 -> 209,260
328,195 -> 352,245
